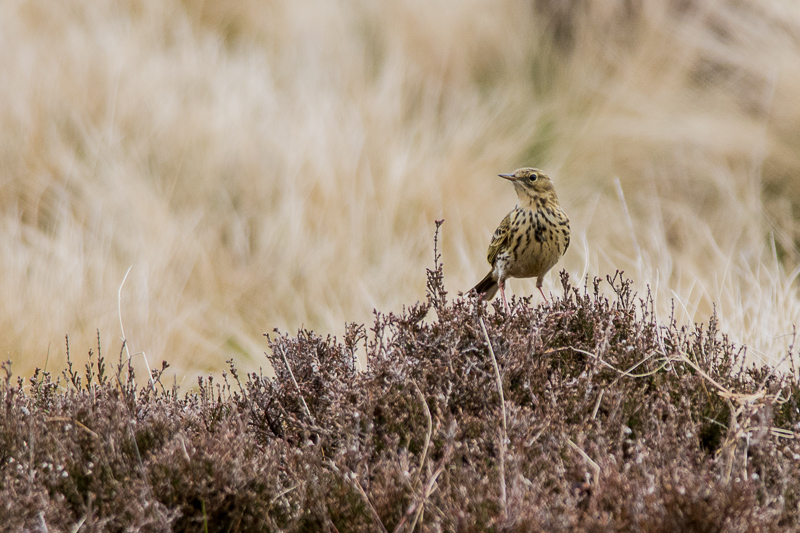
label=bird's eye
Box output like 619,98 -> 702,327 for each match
529,174 -> 538,182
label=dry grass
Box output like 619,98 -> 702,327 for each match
1,0 -> 800,380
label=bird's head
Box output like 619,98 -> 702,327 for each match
499,167 -> 557,203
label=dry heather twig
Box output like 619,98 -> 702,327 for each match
479,315 -> 507,514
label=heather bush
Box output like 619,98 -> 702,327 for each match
1,255 -> 799,531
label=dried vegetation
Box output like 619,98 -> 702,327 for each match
4,0 -> 800,380
2,238 -> 799,531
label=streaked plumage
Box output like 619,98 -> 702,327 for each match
471,167 -> 570,311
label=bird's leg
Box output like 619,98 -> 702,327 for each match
538,284 -> 549,304
500,281 -> 510,314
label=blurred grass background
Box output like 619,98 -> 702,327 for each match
2,0 -> 799,383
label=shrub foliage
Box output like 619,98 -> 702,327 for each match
2,261 -> 799,531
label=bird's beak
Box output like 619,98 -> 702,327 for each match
499,173 -> 516,181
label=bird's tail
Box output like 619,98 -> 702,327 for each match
471,271 -> 499,301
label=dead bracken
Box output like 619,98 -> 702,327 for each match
2,259 -> 800,531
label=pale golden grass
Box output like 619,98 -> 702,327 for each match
1,0 -> 799,382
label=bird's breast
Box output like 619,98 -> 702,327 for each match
498,206 -> 569,278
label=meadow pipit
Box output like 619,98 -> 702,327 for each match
471,168 -> 570,312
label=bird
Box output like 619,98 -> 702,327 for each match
471,167 -> 570,312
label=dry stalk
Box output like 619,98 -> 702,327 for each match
352,477 -> 388,533
46,417 -> 100,439
570,346 -> 670,379
479,315 -> 507,513
278,345 -> 316,426
674,346 -> 788,483
591,389 -> 604,420
407,467 -> 443,533
412,380 -> 433,492
117,265 -> 157,393
567,438 -> 601,481
393,465 -> 444,533
674,349 -> 768,404
269,486 -> 297,506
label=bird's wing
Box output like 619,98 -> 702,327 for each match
487,212 -> 512,266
